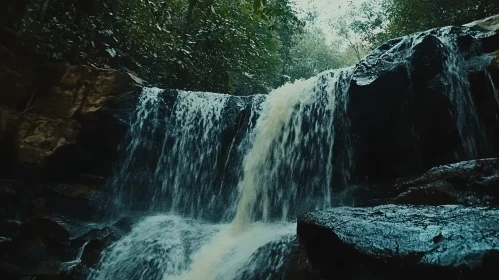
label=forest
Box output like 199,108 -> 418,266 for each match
1,0 -> 499,279
8,0 -> 497,94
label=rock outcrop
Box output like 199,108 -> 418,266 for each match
0,214 -> 134,279
340,158 -> 499,207
0,27 -> 142,181
346,17 -> 499,182
0,25 -> 144,278
298,205 -> 499,280
296,16 -> 499,278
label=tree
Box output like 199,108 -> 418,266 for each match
285,26 -> 344,81
337,0 -> 499,52
21,0 -> 347,94
385,0 -> 499,37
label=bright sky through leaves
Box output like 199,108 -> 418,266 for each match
292,0 -> 366,43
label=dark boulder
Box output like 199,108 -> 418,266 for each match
344,158 -> 499,207
112,216 -> 137,234
20,216 -> 70,243
346,19 -> 499,183
393,158 -> 499,206
80,239 -> 105,267
0,238 -> 63,277
298,205 -> 499,280
0,0 -> 27,30
70,226 -> 121,250
0,220 -> 22,239
0,179 -> 19,219
0,26 -> 143,181
37,183 -> 107,221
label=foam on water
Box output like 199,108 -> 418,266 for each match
89,215 -> 294,280
231,68 -> 354,232
92,28 -> 491,278
91,68 -> 354,279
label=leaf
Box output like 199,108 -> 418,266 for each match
106,48 -> 117,57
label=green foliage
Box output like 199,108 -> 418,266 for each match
385,0 -> 499,37
348,0 -> 391,48
344,0 -> 499,51
285,27 -> 343,82
20,0 -> 344,95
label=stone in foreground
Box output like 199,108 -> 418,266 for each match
298,205 -> 499,280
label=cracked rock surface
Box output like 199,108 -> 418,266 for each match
298,205 -> 499,280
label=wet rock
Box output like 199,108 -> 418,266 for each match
31,66 -> 140,119
347,22 -> 499,183
113,216 -> 136,234
21,216 -> 70,243
0,238 -> 63,277
0,26 -> 142,180
393,158 -> 499,206
38,183 -> 104,221
16,114 -> 81,166
0,0 -> 27,30
0,179 -> 17,204
57,263 -> 90,280
0,220 -> 22,238
351,158 -> 499,207
80,239 -> 104,267
71,226 -> 121,249
470,14 -> 499,31
298,205 -> 499,280
233,236 -> 321,280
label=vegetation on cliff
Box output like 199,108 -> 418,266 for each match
19,0 -> 349,94
343,0 -> 499,49
10,0 -> 499,94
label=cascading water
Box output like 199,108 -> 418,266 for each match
438,28 -> 485,159
90,28 -> 491,279
90,68 -> 354,280
487,70 -> 499,108
152,91 -> 232,218
231,69 -> 354,231
107,87 -> 164,215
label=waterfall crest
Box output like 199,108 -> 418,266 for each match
231,68 -> 354,232
90,27 -> 495,280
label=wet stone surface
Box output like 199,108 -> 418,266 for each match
298,205 -> 499,280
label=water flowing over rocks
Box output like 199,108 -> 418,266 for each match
1,11 -> 499,280
348,20 -> 499,182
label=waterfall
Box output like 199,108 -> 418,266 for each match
90,68 -> 354,280
152,91 -> 231,217
231,68 -> 354,232
486,70 -> 499,106
106,88 -> 266,220
438,29 -> 485,159
107,87 -> 163,215
90,28 -> 490,279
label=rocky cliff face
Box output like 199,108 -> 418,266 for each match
0,24 -> 144,230
0,24 -> 145,279
0,27 -> 142,181
346,16 -> 499,182
296,16 -> 499,280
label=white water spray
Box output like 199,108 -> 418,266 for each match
91,27 -> 492,278
231,68 -> 354,232
175,68 -> 354,280
439,32 -> 485,159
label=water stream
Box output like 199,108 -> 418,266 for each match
89,68 -> 354,280
89,29 -> 491,279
